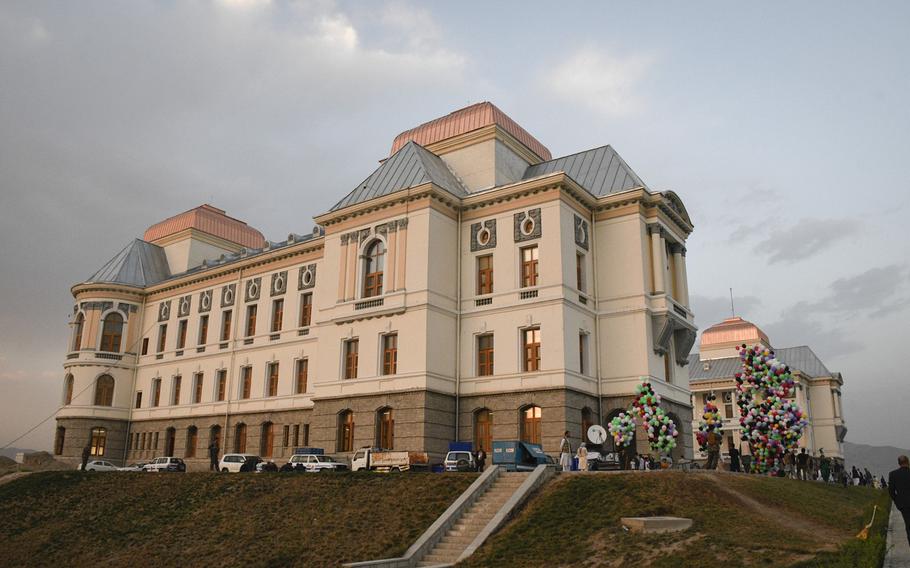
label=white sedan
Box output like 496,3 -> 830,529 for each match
77,460 -> 119,472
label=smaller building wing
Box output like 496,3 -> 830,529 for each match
330,141 -> 468,211
689,345 -> 833,381
85,239 -> 171,288
522,145 -> 648,196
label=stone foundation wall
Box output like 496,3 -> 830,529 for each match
54,417 -> 130,467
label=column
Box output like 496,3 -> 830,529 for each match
387,224 -> 398,292
337,234 -> 349,302
396,219 -> 408,291
345,232 -> 358,301
649,225 -> 665,294
671,243 -> 689,306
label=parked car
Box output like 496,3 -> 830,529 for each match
219,453 -> 259,473
77,460 -> 119,472
142,457 -> 187,472
117,462 -> 148,472
444,451 -> 476,472
288,454 -> 348,472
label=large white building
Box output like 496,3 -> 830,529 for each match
54,102 -> 698,469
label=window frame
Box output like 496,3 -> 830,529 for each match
240,366 -> 252,399
377,407 -> 394,450
216,369 -> 227,402
193,372 -> 204,404
295,358 -> 308,394
176,319 -> 188,350
99,312 -> 124,353
271,298 -> 284,333
94,375 -> 114,407
382,333 -> 398,376
477,334 -> 494,376
171,375 -> 182,406
362,239 -> 386,298
344,338 -> 359,380
90,427 -> 107,457
299,292 -> 313,327
476,254 -> 493,295
245,305 -> 257,338
520,245 -> 539,288
266,362 -> 279,397
522,327 -> 541,372
337,411 -> 355,452
157,324 -> 168,353
221,309 -> 232,342
520,405 -> 542,445
198,314 -> 209,346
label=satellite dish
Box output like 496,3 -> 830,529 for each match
588,425 -> 608,445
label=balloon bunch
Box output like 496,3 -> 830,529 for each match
608,411 -> 637,447
696,392 -> 724,452
735,344 -> 808,475
608,381 -> 679,454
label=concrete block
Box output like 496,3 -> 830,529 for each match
620,516 -> 692,534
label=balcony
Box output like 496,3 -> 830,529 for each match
355,298 -> 384,310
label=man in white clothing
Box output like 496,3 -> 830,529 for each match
559,431 -> 572,472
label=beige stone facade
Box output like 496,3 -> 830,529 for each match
53,102 -> 697,469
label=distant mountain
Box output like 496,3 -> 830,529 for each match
0,447 -> 38,460
843,441 -> 910,479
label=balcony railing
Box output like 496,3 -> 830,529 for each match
355,298 -> 384,310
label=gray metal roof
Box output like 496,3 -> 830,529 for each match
86,239 -> 171,287
689,346 -> 833,381
331,141 -> 467,211
522,145 -> 649,196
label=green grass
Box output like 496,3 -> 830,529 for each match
463,472 -> 889,568
0,471 -> 476,567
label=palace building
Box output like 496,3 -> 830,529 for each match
53,102 -> 698,469
689,316 -> 848,462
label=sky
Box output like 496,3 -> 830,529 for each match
1,0 -> 908,451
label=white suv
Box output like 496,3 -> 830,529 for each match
219,453 -> 259,473
142,457 -> 187,472
288,454 -> 348,472
77,460 -> 119,472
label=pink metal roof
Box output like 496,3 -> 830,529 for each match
143,204 -> 266,249
700,317 -> 770,348
390,102 -> 552,161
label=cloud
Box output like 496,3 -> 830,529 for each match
789,264 -> 910,320
546,47 -> 655,118
755,218 -> 861,263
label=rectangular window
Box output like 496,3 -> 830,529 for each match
153,432 -> 159,450
267,362 -> 279,397
157,324 -> 167,353
271,299 -> 284,333
299,293 -> 313,327
141,338 -> 149,355
152,378 -> 161,407
292,424 -> 300,447
303,424 -> 310,446
221,310 -> 232,341
477,334 -> 494,376
198,315 -> 209,345
296,359 -> 308,394
576,253 -> 585,292
216,370 -> 227,402
521,246 -> 539,288
523,327 -> 541,372
172,376 -> 182,406
193,373 -> 204,404
382,334 -> 398,375
245,305 -> 257,337
241,366 -> 252,399
477,254 -> 493,295
177,320 -> 188,349
282,425 -> 290,448
135,391 -> 142,409
579,333 -> 588,375
344,339 -> 359,380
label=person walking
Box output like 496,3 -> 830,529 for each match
740,439 -> 752,474
577,443 -> 588,472
80,444 -> 91,471
782,450 -> 794,478
820,450 -> 831,483
852,466 -> 862,486
705,430 -> 721,470
889,456 -> 910,547
796,448 -> 809,480
475,448 -> 487,472
559,431 -> 573,472
729,443 -> 741,473
208,442 -> 219,472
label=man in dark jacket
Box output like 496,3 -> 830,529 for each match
81,445 -> 91,471
889,455 -> 910,546
208,443 -> 219,472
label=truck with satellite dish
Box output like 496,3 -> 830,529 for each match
583,425 -> 621,470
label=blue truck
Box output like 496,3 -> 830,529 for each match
492,441 -> 554,471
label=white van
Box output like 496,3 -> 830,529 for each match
219,453 -> 258,473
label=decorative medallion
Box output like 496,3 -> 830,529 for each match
221,284 -> 236,308
158,300 -> 171,322
574,215 -> 590,251
178,295 -> 192,317
245,277 -> 262,302
514,208 -> 542,242
199,290 -> 212,313
299,264 -> 317,290
271,271 -> 288,296
470,219 -> 497,252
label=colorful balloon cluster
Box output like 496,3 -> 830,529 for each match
695,392 -> 724,452
607,380 -> 680,454
735,344 -> 808,475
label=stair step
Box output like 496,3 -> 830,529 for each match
434,542 -> 466,551
440,535 -> 474,545
424,553 -> 459,563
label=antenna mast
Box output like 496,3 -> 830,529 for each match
729,288 -> 735,317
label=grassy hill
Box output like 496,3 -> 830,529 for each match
463,471 -> 889,568
0,471 -> 476,567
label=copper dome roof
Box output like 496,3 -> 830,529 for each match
700,316 -> 770,349
143,204 -> 265,249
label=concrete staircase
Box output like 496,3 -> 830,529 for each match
417,472 -> 530,567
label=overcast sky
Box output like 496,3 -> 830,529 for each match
1,1 -> 908,451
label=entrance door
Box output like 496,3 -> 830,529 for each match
165,427 -> 176,456
474,409 -> 493,453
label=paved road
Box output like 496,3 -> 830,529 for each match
0,471 -> 32,486
887,504 -> 910,567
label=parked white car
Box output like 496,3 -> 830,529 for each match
77,460 -> 119,472
117,462 -> 147,472
219,453 -> 259,473
288,454 -> 348,472
142,457 -> 187,472
444,451 -> 476,472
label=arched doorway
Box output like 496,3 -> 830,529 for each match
520,405 -> 541,445
164,427 -> 176,456
474,409 -> 493,453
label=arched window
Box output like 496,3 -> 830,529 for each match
72,313 -> 84,351
338,410 -> 354,452
90,427 -> 107,456
362,240 -> 386,298
520,405 -> 541,445
186,426 -> 198,458
581,407 -> 595,444
100,312 -> 124,352
377,408 -> 394,450
474,408 -> 493,453
94,375 -> 114,406
210,425 -> 222,450
54,427 -> 66,455
63,374 -> 74,405
234,423 -> 247,453
260,422 -> 274,458
164,427 -> 176,456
